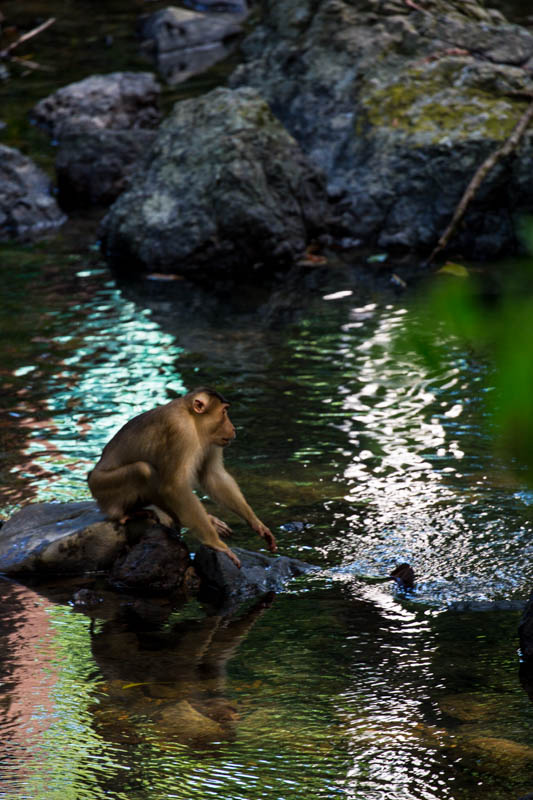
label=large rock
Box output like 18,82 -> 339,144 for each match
0,501 -> 126,574
230,0 -> 533,258
32,72 -> 161,208
100,86 -> 328,276
0,145 -> 66,240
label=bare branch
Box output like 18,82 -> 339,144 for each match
0,17 -> 56,60
428,98 -> 533,264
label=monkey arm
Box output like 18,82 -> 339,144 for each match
201,466 -> 277,553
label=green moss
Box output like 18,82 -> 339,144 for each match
361,68 -> 528,143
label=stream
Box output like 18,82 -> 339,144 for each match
1,0 -> 533,798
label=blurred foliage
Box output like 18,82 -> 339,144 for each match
403,226 -> 533,482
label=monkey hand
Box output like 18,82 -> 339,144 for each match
253,521 -> 277,553
208,514 -> 233,537
225,547 -> 241,568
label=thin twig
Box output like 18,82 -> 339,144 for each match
10,54 -> 53,72
428,98 -> 533,264
0,17 -> 55,59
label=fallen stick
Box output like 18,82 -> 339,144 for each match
0,16 -> 55,60
427,97 -> 533,264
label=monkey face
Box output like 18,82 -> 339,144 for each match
189,389 -> 236,447
212,404 -> 236,447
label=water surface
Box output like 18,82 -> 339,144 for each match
2,1 -> 533,796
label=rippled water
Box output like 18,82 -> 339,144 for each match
2,0 -> 533,793
1,236 -> 533,800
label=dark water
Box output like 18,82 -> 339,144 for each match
2,1 -> 533,798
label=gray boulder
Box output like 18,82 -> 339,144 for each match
100,86 -> 328,276
31,72 -> 161,208
194,544 -> 315,601
0,501 -> 126,574
32,72 -> 161,138
0,145 -> 66,240
230,0 -> 533,257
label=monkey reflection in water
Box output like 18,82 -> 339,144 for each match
89,593 -> 276,745
88,387 -> 277,567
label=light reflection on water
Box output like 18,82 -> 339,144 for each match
1,256 -> 533,800
279,298 -> 533,607
1,266 -> 185,512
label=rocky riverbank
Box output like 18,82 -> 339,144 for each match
3,0 -> 533,271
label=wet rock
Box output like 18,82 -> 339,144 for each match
0,501 -> 126,574
194,544 -> 315,602
389,562 -> 415,590
100,86 -> 328,278
0,144 -> 66,240
230,0 -> 533,258
109,523 -> 193,595
55,129 -> 157,208
139,6 -> 243,53
0,502 -> 312,601
31,72 -> 161,208
138,5 -> 246,85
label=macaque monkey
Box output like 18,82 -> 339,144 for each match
87,387 -> 277,567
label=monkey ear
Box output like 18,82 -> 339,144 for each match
192,393 -> 210,414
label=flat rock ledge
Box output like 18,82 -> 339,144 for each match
0,502 -> 314,602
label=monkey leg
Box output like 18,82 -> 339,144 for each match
88,461 -> 157,520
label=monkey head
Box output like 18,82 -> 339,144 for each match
187,387 -> 236,447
